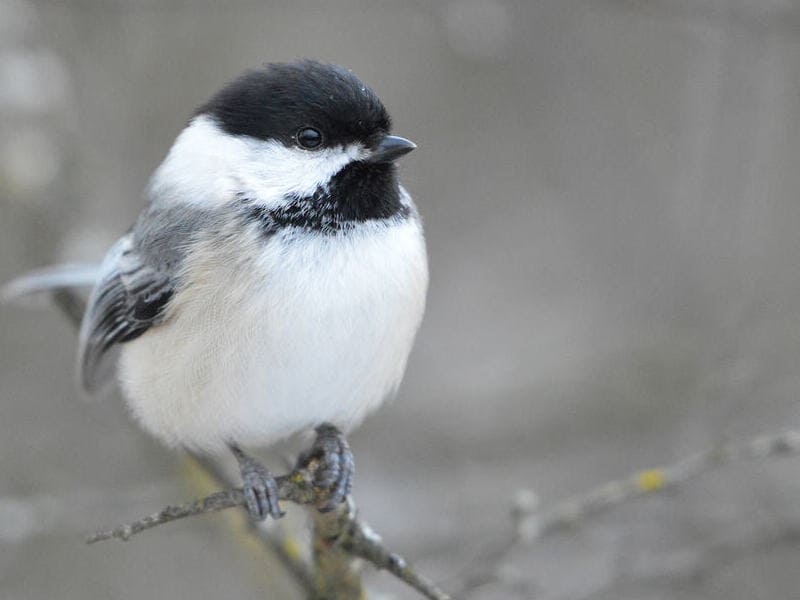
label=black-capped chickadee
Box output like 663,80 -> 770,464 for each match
6,60 -> 428,520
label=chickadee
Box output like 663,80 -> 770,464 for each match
11,60 -> 428,520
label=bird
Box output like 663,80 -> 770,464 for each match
4,60 -> 428,521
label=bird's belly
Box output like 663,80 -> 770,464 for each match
117,221 -> 427,453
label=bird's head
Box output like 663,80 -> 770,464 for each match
150,60 -> 415,224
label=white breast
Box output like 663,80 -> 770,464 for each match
117,218 -> 428,454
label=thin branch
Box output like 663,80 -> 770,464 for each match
456,428 -> 800,597
85,462 -> 330,543
308,498 -> 451,600
532,429 -> 800,538
345,514 -> 452,600
86,488 -> 242,543
86,461 -> 451,600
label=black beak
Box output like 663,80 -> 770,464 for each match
367,135 -> 416,163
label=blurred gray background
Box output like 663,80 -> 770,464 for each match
2,0 -> 800,598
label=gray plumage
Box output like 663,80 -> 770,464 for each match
77,203 -> 223,392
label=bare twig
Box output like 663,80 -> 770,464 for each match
309,498 -> 451,600
87,460 -> 450,600
86,488 -> 243,543
457,428 -> 800,596
85,460 -> 330,543
345,513 -> 451,600
531,429 -> 800,539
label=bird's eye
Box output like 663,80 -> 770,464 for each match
296,127 -> 323,149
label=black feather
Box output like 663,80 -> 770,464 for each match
78,236 -> 176,392
243,161 -> 410,235
197,60 -> 392,150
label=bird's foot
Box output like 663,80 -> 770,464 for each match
296,424 -> 354,512
229,444 -> 285,521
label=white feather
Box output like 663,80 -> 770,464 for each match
118,217 -> 427,453
149,115 -> 366,209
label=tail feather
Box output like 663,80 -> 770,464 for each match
1,263 -> 101,304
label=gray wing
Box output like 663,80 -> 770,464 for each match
78,234 -> 174,393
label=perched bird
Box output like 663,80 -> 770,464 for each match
6,60 -> 428,520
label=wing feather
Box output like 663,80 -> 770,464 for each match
78,235 -> 174,392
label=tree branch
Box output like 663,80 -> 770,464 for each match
85,460 -> 333,543
531,429 -> 800,539
86,488 -> 243,543
456,428 -> 800,596
310,499 -> 451,600
86,458 -> 450,600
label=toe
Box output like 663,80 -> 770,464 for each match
232,446 -> 284,521
244,481 -> 268,521
264,475 -> 285,519
317,441 -> 354,512
314,453 -> 342,488
300,425 -> 355,512
242,470 -> 283,521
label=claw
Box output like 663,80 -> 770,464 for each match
297,424 -> 354,512
230,444 -> 285,521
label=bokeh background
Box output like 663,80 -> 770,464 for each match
2,1 -> 800,598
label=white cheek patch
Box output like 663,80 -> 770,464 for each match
243,141 -> 365,205
148,114 -> 366,208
